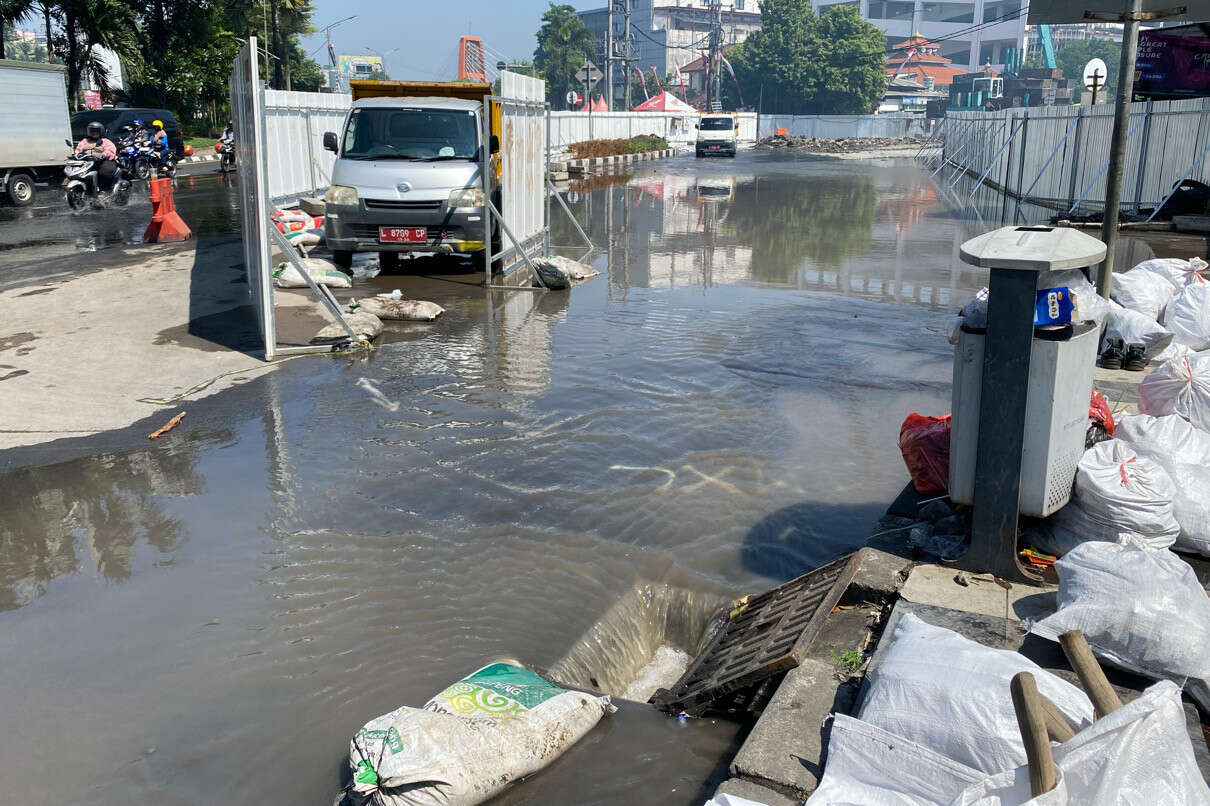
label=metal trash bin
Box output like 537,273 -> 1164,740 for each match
949,321 -> 1100,516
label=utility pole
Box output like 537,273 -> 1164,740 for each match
605,0 -> 633,111
707,0 -> 724,110
622,0 -> 632,110
605,1 -> 613,111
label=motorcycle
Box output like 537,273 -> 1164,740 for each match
217,138 -> 236,173
63,150 -> 130,211
115,127 -> 154,180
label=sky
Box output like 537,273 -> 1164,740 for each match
298,0 -> 598,81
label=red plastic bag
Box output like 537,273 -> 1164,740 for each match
1089,388 -> 1115,436
899,413 -> 951,495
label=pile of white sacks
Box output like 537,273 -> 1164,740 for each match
1105,256 -> 1210,358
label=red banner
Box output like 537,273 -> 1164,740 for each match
82,89 -> 102,110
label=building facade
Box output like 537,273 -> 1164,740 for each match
579,0 -> 762,107
811,0 -> 1027,72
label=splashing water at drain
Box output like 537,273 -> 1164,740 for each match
622,645 -> 693,702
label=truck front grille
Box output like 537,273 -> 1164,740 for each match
364,198 -> 443,211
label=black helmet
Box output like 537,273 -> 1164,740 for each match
86,121 -> 104,139
227,120 -> 233,127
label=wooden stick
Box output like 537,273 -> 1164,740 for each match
148,411 -> 186,439
1059,630 -> 1123,719
1038,693 -> 1077,742
1011,672 -> 1059,797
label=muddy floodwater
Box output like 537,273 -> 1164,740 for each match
0,153 -> 990,804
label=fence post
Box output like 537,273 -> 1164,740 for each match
1067,107 -> 1085,212
304,111 -> 317,196
1014,110 -> 1029,218
1002,114 -> 1016,222
1133,99 -> 1154,213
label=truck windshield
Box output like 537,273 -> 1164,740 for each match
700,118 -> 733,130
341,108 -> 479,161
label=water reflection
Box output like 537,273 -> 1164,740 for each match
0,436 -> 223,610
551,155 -> 990,310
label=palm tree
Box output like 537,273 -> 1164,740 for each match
52,0 -> 141,108
0,0 -> 35,60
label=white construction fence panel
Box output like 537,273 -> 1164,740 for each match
499,71 -> 547,267
946,97 -> 1210,213
230,37 -> 275,358
757,113 -> 929,140
548,111 -> 757,148
263,89 -> 350,205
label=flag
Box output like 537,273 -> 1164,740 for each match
635,65 -> 650,100
650,65 -> 663,91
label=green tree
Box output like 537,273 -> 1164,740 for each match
730,0 -> 886,114
3,23 -> 49,62
1057,39 -> 1120,102
0,0 -> 34,59
534,2 -> 595,109
51,0 -> 141,109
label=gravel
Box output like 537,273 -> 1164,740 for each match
755,135 -> 929,153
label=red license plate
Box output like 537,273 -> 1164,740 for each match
379,226 -> 426,243
709,145 -> 721,150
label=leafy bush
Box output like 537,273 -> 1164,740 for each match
568,135 -> 669,159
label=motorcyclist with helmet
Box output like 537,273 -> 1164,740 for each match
74,121 -> 118,191
151,119 -> 171,161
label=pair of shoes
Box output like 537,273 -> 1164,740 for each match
1123,342 -> 1147,372
1100,338 -> 1124,370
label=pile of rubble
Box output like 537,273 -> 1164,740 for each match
756,135 -> 928,153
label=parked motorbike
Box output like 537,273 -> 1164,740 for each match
63,148 -> 130,210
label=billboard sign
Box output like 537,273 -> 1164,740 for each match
337,54 -> 383,76
82,89 -> 102,110
1028,0 -> 1210,24
1137,27 -> 1210,98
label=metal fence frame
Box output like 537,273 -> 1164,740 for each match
942,98 -> 1210,215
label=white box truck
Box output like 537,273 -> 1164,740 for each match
0,59 -> 72,206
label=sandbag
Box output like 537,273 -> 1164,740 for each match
1111,268 -> 1178,321
857,614 -> 1093,774
1116,412 -> 1210,555
1163,283 -> 1210,351
806,714 -> 983,805
314,312 -> 382,342
1104,300 -> 1174,358
899,413 -> 951,495
273,257 -> 351,288
539,255 -> 599,282
351,297 -> 445,321
1139,354 -> 1210,432
1032,542 -> 1210,710
1133,256 -> 1209,291
1058,439 -> 1179,551
532,260 -> 571,290
950,681 -> 1210,806
343,661 -> 613,806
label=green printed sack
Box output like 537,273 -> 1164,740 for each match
343,661 -> 613,806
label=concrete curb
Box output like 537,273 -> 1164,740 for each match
180,154 -> 221,163
557,148 -> 677,175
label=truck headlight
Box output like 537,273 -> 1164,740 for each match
324,184 -> 358,205
448,187 -> 485,209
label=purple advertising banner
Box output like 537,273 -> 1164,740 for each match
1137,30 -> 1210,97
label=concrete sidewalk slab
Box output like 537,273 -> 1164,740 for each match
0,238 -> 331,451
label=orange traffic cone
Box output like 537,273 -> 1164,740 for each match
143,178 -> 192,243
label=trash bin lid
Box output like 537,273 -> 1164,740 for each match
960,226 -> 1106,271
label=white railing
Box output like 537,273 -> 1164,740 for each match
262,90 -> 349,205
548,111 -> 758,148
494,71 -> 548,274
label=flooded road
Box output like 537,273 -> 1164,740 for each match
0,152 -> 987,804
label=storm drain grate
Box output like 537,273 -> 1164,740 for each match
650,551 -> 863,716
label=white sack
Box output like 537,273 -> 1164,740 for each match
1133,256 -> 1209,291
950,681 -> 1210,806
345,661 -> 612,806
540,255 -> 600,282
807,714 -> 984,806
1156,341 -> 1196,363
1139,354 -> 1210,432
1116,412 -> 1210,555
1111,268 -> 1178,321
1065,439 -> 1179,550
315,312 -> 382,342
857,614 -> 1093,774
273,257 -> 351,288
1163,283 -> 1210,351
1032,542 -> 1210,708
1104,300 -> 1175,358
352,297 -> 445,321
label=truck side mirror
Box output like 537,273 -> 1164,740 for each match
694,123 -> 700,129
65,138 -> 72,147
490,135 -> 500,154
323,131 -> 338,153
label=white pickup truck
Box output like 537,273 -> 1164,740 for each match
695,114 -> 738,158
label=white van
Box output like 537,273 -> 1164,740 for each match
695,114 -> 738,158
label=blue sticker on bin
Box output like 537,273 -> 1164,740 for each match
1035,287 -> 1074,326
